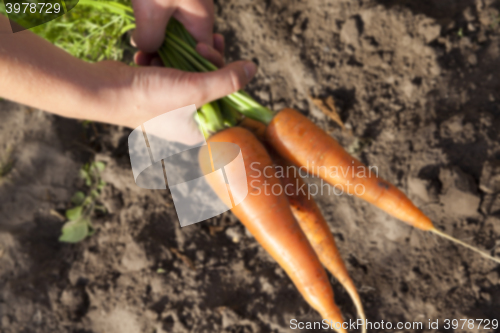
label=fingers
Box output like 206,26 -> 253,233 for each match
195,34 -> 226,68
196,43 -> 224,68
213,33 -> 225,55
134,51 -> 163,67
184,60 -> 258,105
173,0 -> 214,47
130,0 -> 175,52
134,51 -> 155,66
97,60 -> 128,68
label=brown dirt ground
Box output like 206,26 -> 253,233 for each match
1,0 -> 500,332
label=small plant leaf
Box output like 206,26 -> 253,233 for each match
94,161 -> 106,172
66,206 -> 83,221
90,189 -> 100,199
94,205 -> 107,213
80,168 -> 91,186
87,223 -> 96,236
83,196 -> 93,206
59,220 -> 89,243
97,180 -> 107,191
71,191 -> 86,206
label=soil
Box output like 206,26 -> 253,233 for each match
1,0 -> 500,332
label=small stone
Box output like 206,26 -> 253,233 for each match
341,17 -> 362,48
491,197 -> 500,215
468,54 -> 478,66
463,7 -> 475,22
145,309 -> 158,320
196,250 -> 205,262
480,194 -> 496,214
418,22 -> 441,43
121,241 -> 150,272
439,167 -> 480,217
485,216 -> 500,235
60,287 -> 87,320
225,226 -> 243,243
480,292 -> 492,302
486,271 -> 499,284
221,308 -> 240,329
482,195 -> 500,216
254,90 -> 270,103
478,31 -> 487,43
32,310 -> 42,325
259,276 -> 275,295
292,24 -> 302,35
254,4 -> 265,14
1,315 -> 10,327
408,178 -> 431,203
440,115 -> 464,138
150,277 -> 163,294
480,160 -> 500,194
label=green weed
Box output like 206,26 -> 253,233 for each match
0,0 -> 133,62
0,147 -> 15,184
59,161 -> 107,243
492,14 -> 500,29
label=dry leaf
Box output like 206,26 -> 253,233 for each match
170,248 -> 196,270
49,209 -> 66,221
208,224 -> 225,236
310,95 -> 345,130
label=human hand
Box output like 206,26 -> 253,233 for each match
120,0 -> 244,145
91,55 -> 257,146
0,12 -> 256,148
131,0 -> 221,62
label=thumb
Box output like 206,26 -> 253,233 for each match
187,61 -> 258,106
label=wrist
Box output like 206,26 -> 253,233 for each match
78,61 -> 136,127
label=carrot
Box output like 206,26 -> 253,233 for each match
199,127 -> 347,332
278,155 -> 367,333
241,118 -> 367,331
264,108 -> 500,263
265,109 -> 431,230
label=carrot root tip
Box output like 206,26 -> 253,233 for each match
430,228 -> 500,264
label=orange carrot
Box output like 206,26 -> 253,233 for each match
241,118 -> 367,330
199,127 -> 347,332
266,108 -> 432,230
264,108 -> 500,263
277,155 -> 367,333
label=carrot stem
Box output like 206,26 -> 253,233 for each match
430,228 -> 500,264
164,31 -> 274,124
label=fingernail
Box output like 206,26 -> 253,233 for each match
130,31 -> 137,47
243,62 -> 257,80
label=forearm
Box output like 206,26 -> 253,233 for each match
0,14 -> 123,122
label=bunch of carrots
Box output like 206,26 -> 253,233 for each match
81,2 -> 500,331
